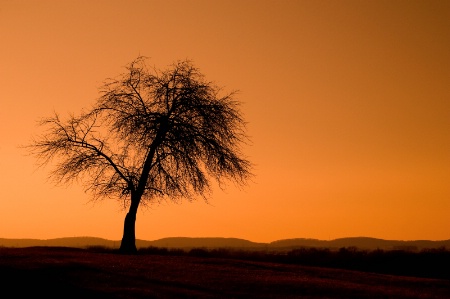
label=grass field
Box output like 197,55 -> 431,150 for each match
0,246 -> 449,298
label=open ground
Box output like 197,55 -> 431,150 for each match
0,247 -> 449,298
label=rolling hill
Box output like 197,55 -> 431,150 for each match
1,236 -> 449,251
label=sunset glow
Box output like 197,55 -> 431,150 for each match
1,0 -> 449,243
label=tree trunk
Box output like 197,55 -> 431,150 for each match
119,199 -> 140,254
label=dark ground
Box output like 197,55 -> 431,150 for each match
0,247 -> 449,298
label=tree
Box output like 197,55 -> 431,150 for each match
28,57 -> 252,254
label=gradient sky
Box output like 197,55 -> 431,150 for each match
1,0 -> 449,243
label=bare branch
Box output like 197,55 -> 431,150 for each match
26,57 -> 253,246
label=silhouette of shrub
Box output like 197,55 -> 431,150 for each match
188,248 -> 210,257
85,246 -> 117,253
138,246 -> 170,255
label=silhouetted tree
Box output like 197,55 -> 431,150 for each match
27,57 -> 252,254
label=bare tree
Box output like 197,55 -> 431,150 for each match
27,57 -> 252,254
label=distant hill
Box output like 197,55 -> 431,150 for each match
0,237 -> 119,249
269,237 -> 450,251
1,236 -> 449,251
0,237 -> 265,250
142,237 -> 265,249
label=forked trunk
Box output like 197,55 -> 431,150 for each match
119,198 -> 140,254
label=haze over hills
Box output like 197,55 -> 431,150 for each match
1,237 -> 449,251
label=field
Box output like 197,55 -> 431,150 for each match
0,246 -> 449,298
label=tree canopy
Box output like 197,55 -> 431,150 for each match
28,57 -> 252,253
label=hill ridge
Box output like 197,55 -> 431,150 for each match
1,236 -> 449,251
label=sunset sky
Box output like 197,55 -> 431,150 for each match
1,0 -> 449,243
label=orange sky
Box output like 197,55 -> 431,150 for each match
1,0 -> 449,243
